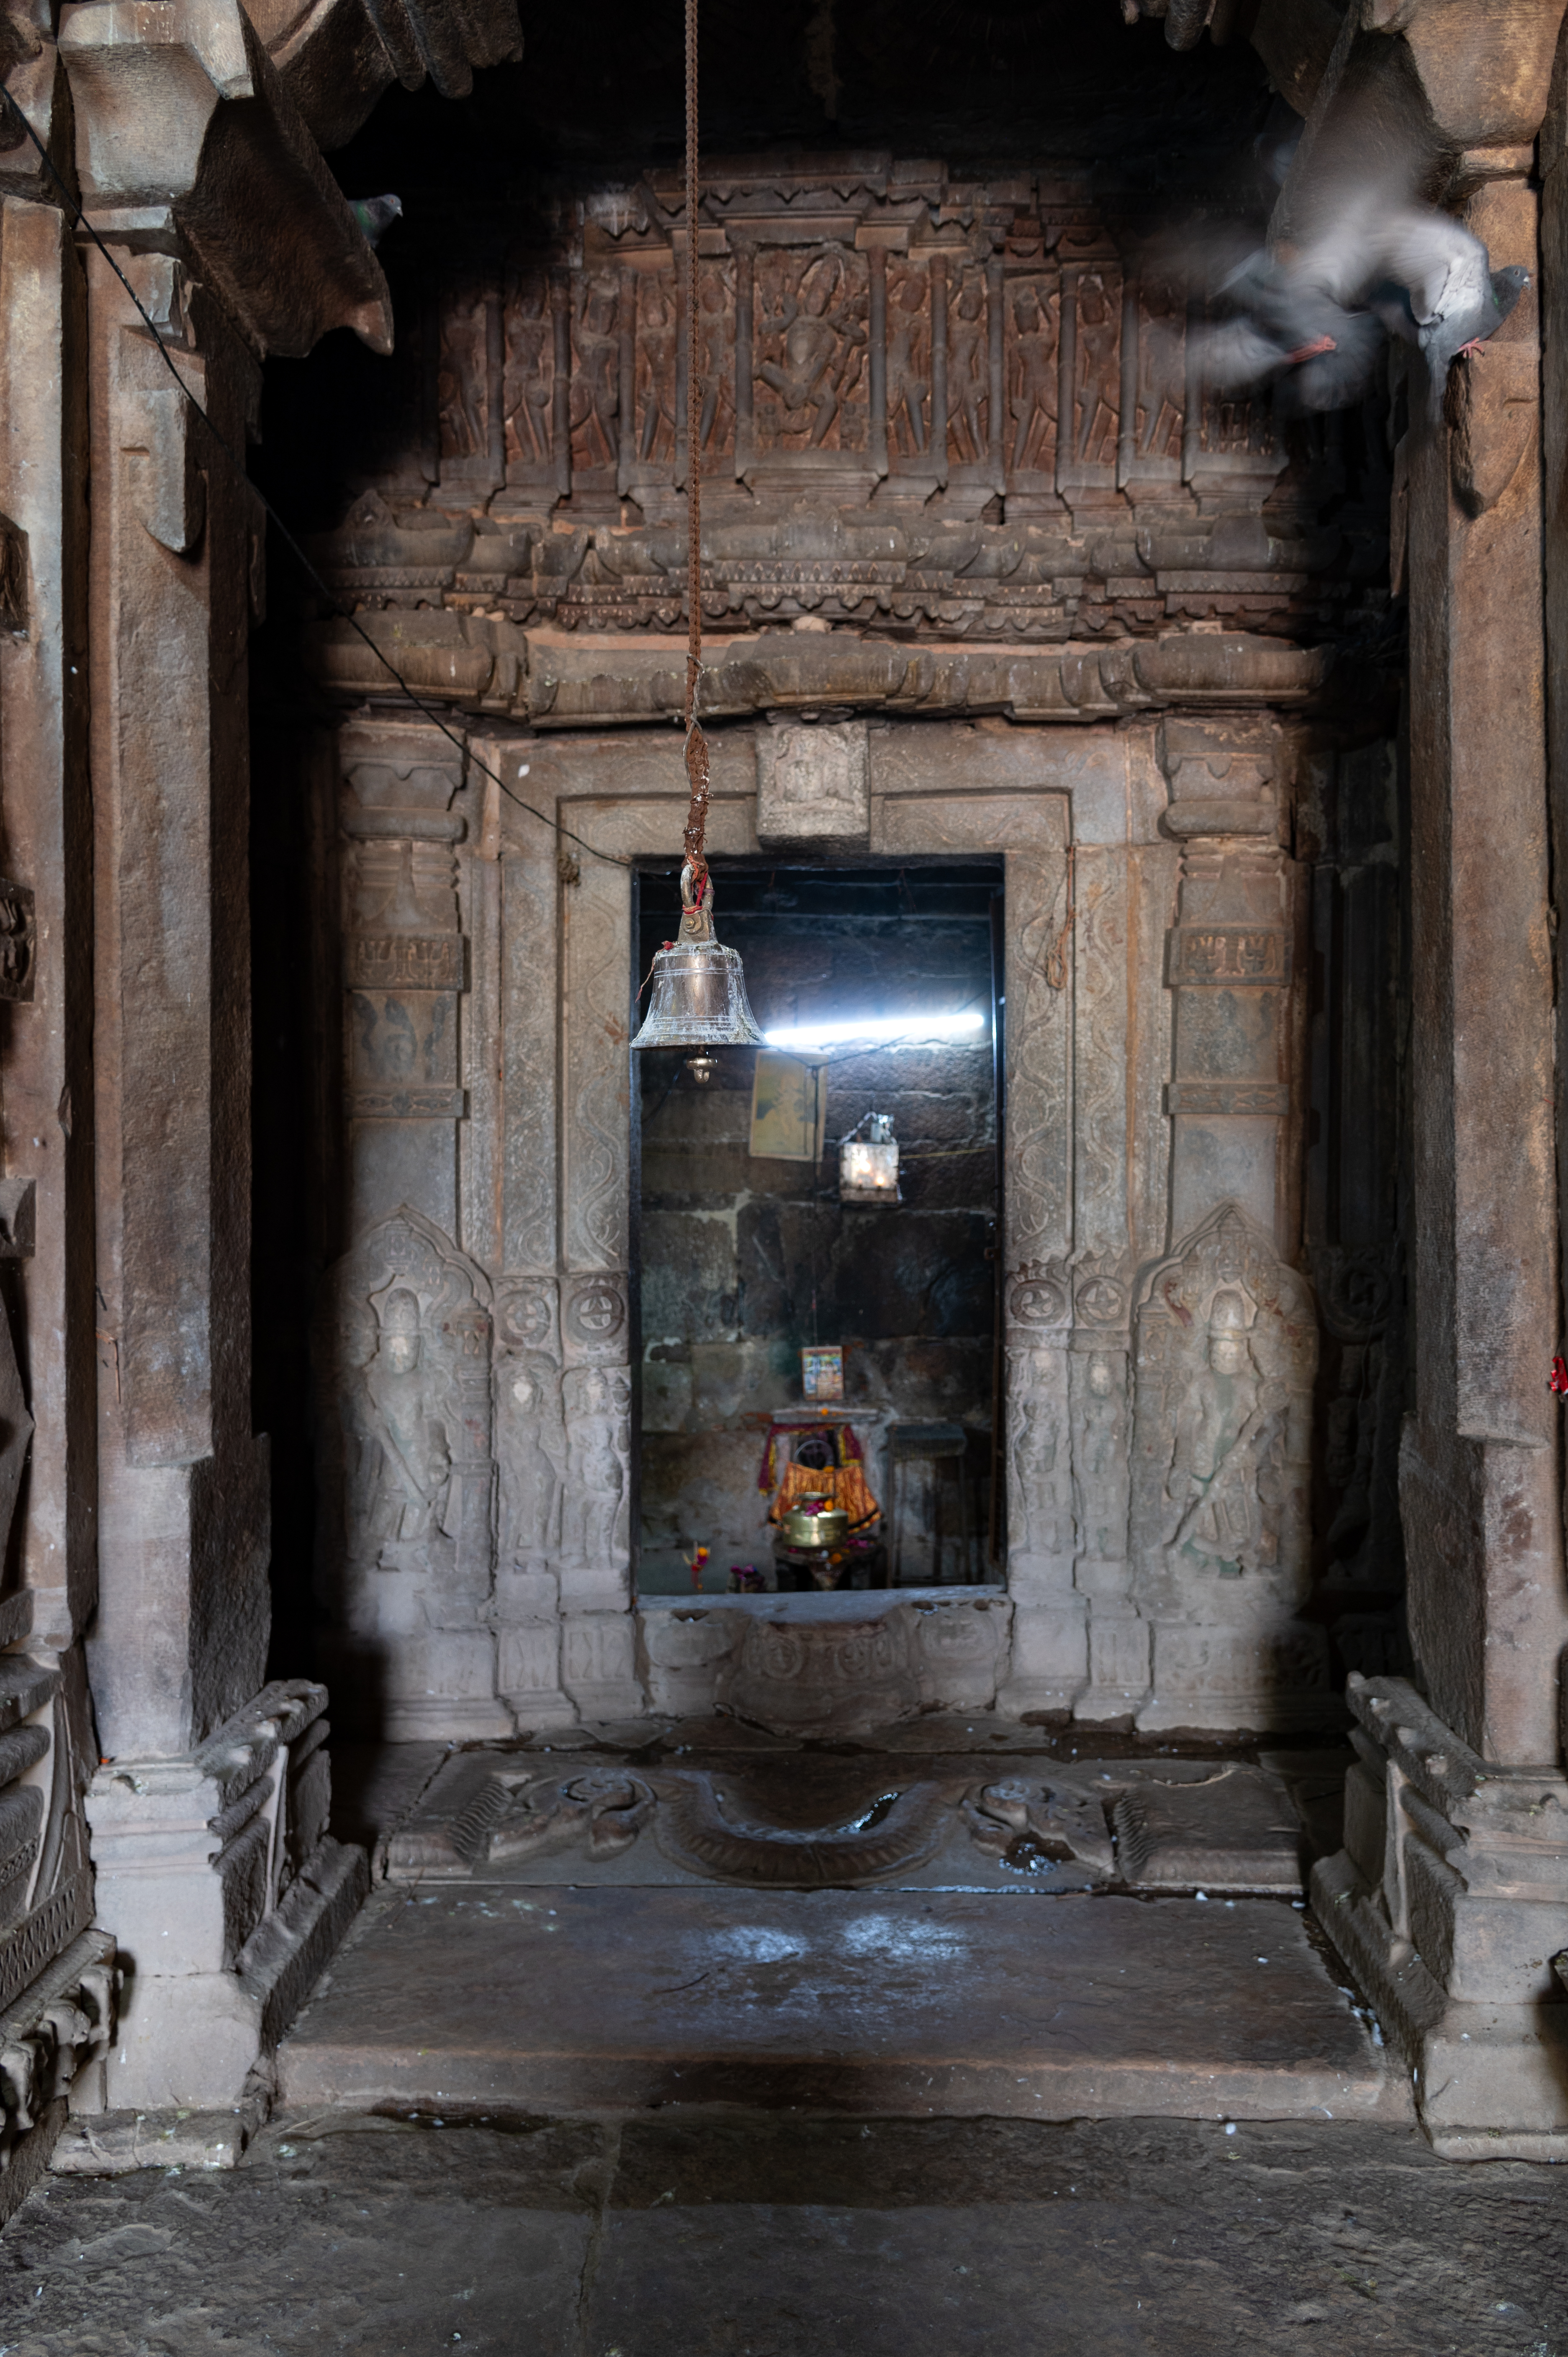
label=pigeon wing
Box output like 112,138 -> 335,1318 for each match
1189,316 -> 1290,390
1372,207 -> 1490,332
1291,191 -> 1388,307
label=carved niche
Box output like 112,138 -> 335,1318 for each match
1130,1204 -> 1315,1614
323,1207 -> 494,1608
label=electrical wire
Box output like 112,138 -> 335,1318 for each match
0,84 -> 637,872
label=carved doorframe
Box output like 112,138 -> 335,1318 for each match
466,720 -> 1118,1723
328,708 -> 1321,1734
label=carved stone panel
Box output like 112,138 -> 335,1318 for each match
1003,273 -> 1059,484
751,244 -> 871,467
1006,1342 -> 1073,1585
562,1273 -> 630,1364
496,1352 -> 566,1573
320,1208 -> 504,1737
438,287 -> 499,487
884,257 -> 934,473
1059,261 -> 1121,493
502,264 -> 558,486
562,857 -> 632,1276
0,882 -> 36,1004
1071,1344 -> 1130,1564
1005,844 -> 1072,1270
496,1274 -> 559,1359
329,1208 -> 493,1586
569,269 -> 622,487
756,721 -> 870,846
945,262 -> 997,477
1122,280 -> 1185,489
1073,849 -> 1129,1259
560,1364 -> 632,1584
1131,1204 -> 1318,1693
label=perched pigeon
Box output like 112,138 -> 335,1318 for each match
349,194 -> 403,250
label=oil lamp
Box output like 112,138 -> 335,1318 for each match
630,0 -> 763,1060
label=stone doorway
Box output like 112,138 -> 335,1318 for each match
633,858 -> 1003,1602
312,707 -> 1332,1742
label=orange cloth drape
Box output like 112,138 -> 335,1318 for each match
768,1460 -> 880,1530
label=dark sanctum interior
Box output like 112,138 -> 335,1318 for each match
634,860 -> 1002,1593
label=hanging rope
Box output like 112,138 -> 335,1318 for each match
681,0 -> 711,907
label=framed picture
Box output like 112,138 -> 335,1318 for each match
800,1345 -> 844,1402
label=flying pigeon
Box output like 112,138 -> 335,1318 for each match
1193,249 -> 1386,414
1294,196 -> 1528,423
349,195 -> 403,250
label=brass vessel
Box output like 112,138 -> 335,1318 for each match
781,1501 -> 849,1549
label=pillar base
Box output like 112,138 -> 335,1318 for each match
1312,1672 -> 1568,2156
87,1680 -> 368,2111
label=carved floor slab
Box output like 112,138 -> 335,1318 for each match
280,1883 -> 1397,2123
381,1747 -> 1308,1895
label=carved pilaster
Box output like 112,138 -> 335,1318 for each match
320,1205 -> 506,1740
338,720 -> 469,1239
1130,1202 -> 1326,1732
1159,716 -> 1298,1248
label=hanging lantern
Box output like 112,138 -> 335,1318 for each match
840,1112 -> 900,1204
630,0 -> 763,1061
631,864 -> 763,1051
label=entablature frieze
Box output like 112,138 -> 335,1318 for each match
303,156 -> 1390,654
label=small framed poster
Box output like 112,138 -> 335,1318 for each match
800,1345 -> 844,1402
750,1052 -> 826,1163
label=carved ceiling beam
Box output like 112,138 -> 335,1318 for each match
255,0 -> 523,156
1123,0 -> 1568,159
308,616 -> 1343,729
59,0 -> 393,357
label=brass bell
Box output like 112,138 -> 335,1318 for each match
632,862 -> 764,1052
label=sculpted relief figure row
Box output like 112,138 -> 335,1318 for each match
440,177 -> 1264,502
322,1199 -> 1316,1732
311,159 -> 1383,647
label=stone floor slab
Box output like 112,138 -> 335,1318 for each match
280,1883 -> 1399,2120
5,2115 -> 1565,2355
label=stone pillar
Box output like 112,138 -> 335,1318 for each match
1314,149 -> 1568,2154
0,149 -> 120,2213
74,226 -> 361,2112
1397,175 -> 1565,1768
1116,716 -> 1326,1734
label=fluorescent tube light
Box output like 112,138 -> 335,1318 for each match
763,1009 -> 986,1052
